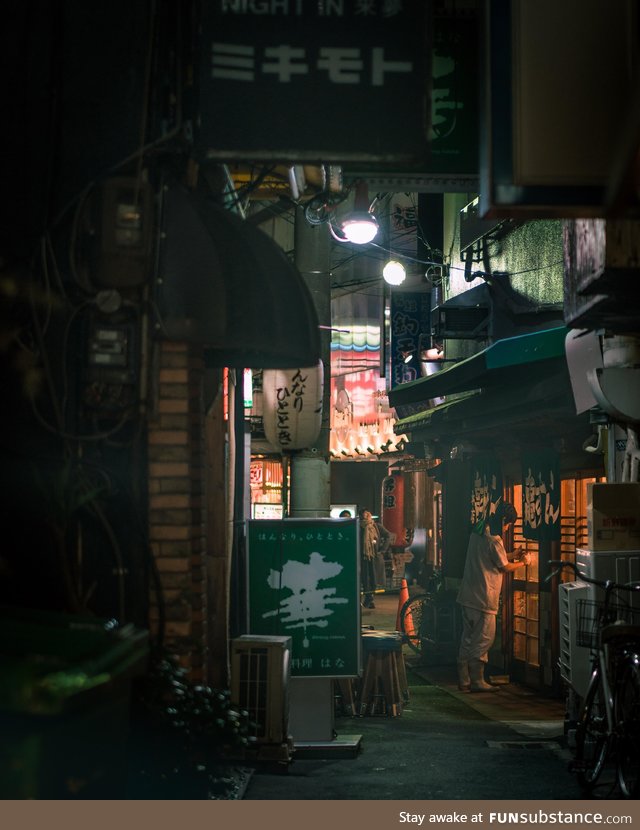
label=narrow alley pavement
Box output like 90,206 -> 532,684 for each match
243,591 -> 605,802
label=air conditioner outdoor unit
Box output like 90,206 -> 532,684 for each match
558,580 -> 591,700
431,304 -> 491,340
431,283 -> 492,340
231,635 -> 292,746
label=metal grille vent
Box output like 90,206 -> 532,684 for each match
231,635 -> 291,746
432,305 -> 491,339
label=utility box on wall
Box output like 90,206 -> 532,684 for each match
230,635 -> 292,747
586,483 -> 640,551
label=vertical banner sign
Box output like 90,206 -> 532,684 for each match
390,290 -> 432,419
196,1 -> 431,165
429,13 -> 479,176
469,454 -> 503,534
247,519 -> 360,678
389,192 -> 418,264
522,449 -> 561,541
390,290 -> 432,387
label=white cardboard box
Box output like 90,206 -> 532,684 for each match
587,483 -> 640,551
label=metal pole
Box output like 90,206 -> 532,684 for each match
288,206 -> 335,744
290,206 -> 332,518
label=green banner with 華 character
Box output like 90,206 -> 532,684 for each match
247,519 -> 360,678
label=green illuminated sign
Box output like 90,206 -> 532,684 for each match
247,519 -> 361,678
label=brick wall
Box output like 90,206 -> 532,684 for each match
148,341 -> 207,681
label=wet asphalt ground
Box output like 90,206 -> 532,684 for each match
242,592 -> 597,801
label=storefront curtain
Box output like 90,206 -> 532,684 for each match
469,453 -> 503,535
521,448 -> 561,542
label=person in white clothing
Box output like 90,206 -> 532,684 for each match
456,501 -> 531,692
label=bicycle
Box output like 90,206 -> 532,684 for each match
399,571 -> 459,658
548,559 -> 640,798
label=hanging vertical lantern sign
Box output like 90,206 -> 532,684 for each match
381,472 -> 406,546
262,361 -> 324,452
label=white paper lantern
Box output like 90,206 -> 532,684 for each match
262,361 -> 324,451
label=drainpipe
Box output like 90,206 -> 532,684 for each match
288,206 -> 334,743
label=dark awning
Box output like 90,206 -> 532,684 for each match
155,183 -> 320,368
393,370 -> 585,450
388,326 -> 569,407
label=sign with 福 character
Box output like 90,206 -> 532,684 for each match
247,518 -> 360,678
195,0 -> 431,166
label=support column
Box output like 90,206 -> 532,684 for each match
288,207 -> 334,743
290,206 -> 332,518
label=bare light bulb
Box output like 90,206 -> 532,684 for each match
341,212 -> 379,244
383,260 -> 406,285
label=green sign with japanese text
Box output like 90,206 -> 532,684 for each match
247,519 -> 361,678
522,449 -> 561,542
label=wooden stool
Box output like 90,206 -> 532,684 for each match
358,629 -> 409,717
334,678 -> 356,716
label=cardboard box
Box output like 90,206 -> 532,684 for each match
587,483 -> 640,551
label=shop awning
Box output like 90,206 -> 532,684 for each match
155,182 -> 320,368
388,325 -> 569,408
393,362 -> 586,452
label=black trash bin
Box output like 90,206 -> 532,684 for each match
0,606 -> 149,799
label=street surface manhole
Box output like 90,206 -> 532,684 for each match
486,741 -> 558,750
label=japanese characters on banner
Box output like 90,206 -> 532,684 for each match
522,449 -> 561,542
196,1 -> 430,164
390,289 -> 432,420
390,290 -> 431,386
247,519 -> 360,678
262,362 -> 323,451
381,473 -> 405,546
469,454 -> 503,534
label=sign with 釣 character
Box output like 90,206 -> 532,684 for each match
247,519 -> 361,678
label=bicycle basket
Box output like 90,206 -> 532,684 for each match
576,600 -> 602,649
576,597 -> 640,649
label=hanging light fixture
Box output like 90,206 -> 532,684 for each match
383,259 -> 406,285
333,180 -> 378,245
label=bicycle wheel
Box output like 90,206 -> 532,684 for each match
574,668 -> 611,793
399,594 -> 433,654
615,656 -> 640,798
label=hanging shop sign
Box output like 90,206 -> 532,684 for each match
381,473 -> 406,546
196,1 -> 431,166
521,449 -> 561,542
481,0 -> 635,216
428,13 -> 479,177
262,362 -> 323,452
247,519 -> 360,678
390,290 -> 432,387
469,454 -> 504,534
389,289 -> 432,420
